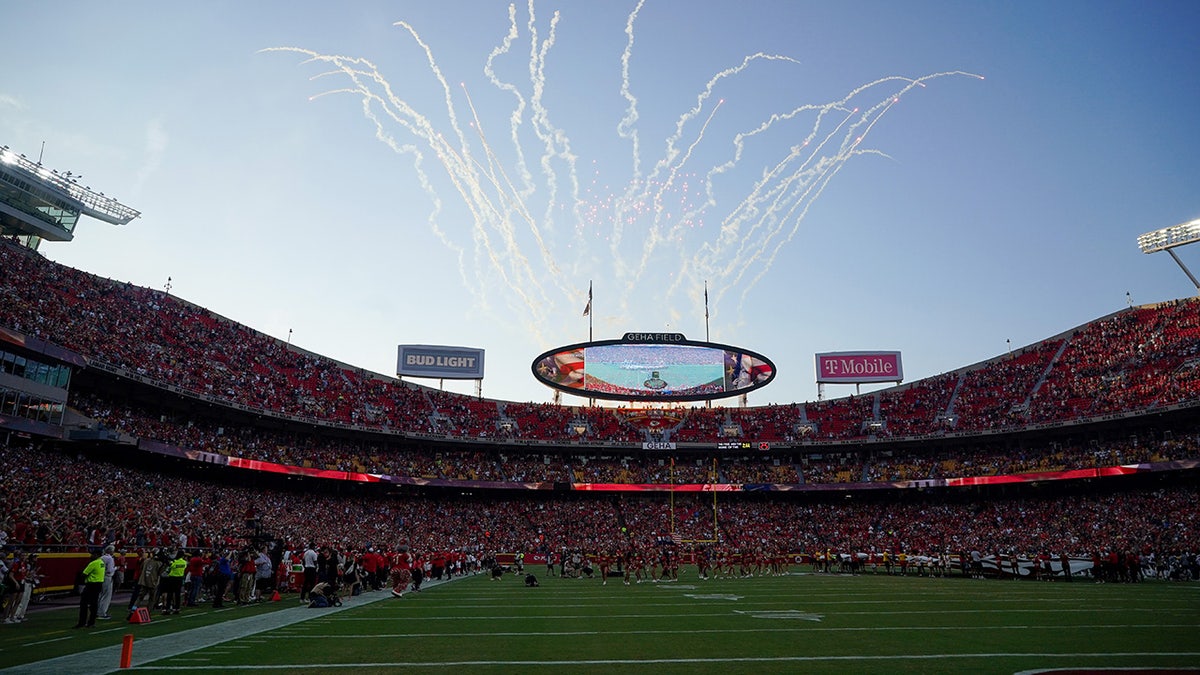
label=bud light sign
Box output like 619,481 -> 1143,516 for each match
815,351 -> 903,384
397,345 -> 486,380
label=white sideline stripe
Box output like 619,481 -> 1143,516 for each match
125,652 -> 1200,670
417,598 -> 1188,609
254,624 -> 1200,639
0,577 -> 461,675
334,607 -> 1196,620
446,586 -> 1176,595
1017,662 -> 1200,667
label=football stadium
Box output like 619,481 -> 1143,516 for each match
1,166 -> 1198,674
2,3 -> 1200,674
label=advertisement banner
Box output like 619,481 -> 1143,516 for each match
397,345 -> 485,380
815,351 -> 903,384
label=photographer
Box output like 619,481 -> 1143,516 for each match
254,547 -> 274,601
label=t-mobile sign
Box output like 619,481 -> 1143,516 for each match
815,351 -> 903,384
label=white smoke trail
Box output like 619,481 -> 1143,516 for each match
353,28 -> 551,330
268,0 -> 982,354
610,52 -> 800,273
631,99 -> 726,291
617,0 -> 646,178
696,72 -> 981,317
613,56 -> 804,314
484,5 -> 535,215
661,104 -> 854,312
461,82 -> 566,294
264,45 -> 556,340
478,6 -> 581,318
518,2 -> 592,310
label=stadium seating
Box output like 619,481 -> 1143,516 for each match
3,240 -> 1197,448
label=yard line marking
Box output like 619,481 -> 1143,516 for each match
1011,668 -> 1200,675
334,607 -> 1197,621
20,637 -> 72,647
253,624 -> 1199,639
115,651 -> 1200,669
333,613 -> 764,620
412,597 -> 1137,609
834,608 -> 1199,616
733,610 -> 823,620
92,626 -> 138,635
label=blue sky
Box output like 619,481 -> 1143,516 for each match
2,1 -> 1198,406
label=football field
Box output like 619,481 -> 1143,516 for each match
5,571 -> 1199,674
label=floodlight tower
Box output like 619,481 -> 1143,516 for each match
1137,218 -> 1200,295
0,144 -> 140,250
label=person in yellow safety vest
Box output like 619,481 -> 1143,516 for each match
162,551 -> 188,615
74,551 -> 105,628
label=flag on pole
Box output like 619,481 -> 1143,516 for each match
704,281 -> 709,320
583,282 -> 592,317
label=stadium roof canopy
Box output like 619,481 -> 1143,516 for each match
0,144 -> 139,249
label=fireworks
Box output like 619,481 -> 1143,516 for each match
266,2 -> 979,344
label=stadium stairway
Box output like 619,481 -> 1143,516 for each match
1025,338 -> 1070,408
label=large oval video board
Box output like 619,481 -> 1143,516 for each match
531,333 -> 776,402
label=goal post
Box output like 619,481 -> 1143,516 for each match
670,457 -> 720,544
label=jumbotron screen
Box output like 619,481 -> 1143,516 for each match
531,333 -> 775,402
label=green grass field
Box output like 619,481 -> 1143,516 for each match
4,572 -> 1199,674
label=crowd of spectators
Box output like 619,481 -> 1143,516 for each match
3,441 -> 1195,582
62,389 -> 1200,487
3,241 -> 1198,450
670,407 -> 729,442
1030,301 -> 1200,422
951,340 -> 1064,432
804,395 -> 877,440
0,441 -> 630,557
875,373 -> 958,437
619,486 -> 1200,561
807,436 -> 1197,485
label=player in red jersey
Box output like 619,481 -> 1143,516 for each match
389,547 -> 413,598
597,551 -> 612,586
695,546 -> 711,580
663,548 -> 679,581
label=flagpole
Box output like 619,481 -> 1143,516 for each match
583,280 -> 594,407
704,280 -> 710,342
705,281 -> 712,409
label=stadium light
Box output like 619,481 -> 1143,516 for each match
1137,218 -> 1200,254
1137,217 -> 1200,293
